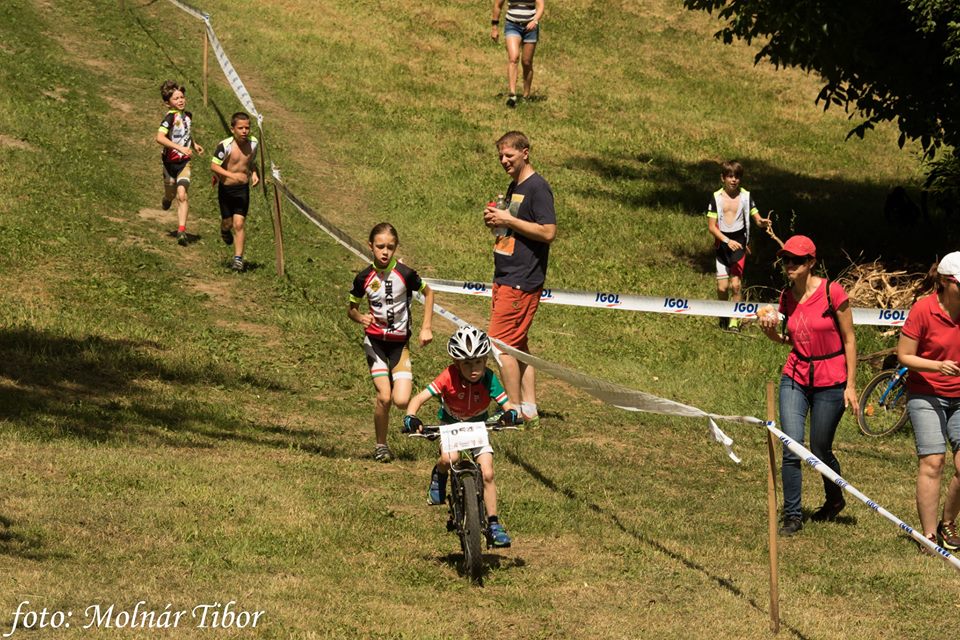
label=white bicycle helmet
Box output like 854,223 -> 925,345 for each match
447,326 -> 492,360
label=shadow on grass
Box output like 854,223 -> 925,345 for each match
0,327 -> 345,456
434,551 -> 524,584
0,514 -> 68,562
565,152 -> 957,288
166,230 -> 202,244
502,447 -> 812,640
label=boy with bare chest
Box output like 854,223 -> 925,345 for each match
211,112 -> 260,272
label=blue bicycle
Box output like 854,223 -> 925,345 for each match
857,365 -> 910,437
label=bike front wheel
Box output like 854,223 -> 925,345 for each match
858,370 -> 910,437
459,474 -> 484,583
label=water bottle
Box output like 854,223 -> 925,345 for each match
492,193 -> 508,237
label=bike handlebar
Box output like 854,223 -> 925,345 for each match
405,424 -> 521,440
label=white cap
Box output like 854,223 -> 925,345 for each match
938,252 -> 960,277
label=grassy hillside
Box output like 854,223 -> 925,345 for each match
0,0 -> 954,638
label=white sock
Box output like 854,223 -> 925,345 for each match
521,402 -> 538,418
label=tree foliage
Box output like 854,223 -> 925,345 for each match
684,0 -> 960,157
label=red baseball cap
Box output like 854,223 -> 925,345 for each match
778,235 -> 817,258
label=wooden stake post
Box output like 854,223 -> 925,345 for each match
766,381 -> 780,633
271,179 -> 286,277
258,124 -> 285,277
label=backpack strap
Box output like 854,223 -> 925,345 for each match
785,279 -> 845,386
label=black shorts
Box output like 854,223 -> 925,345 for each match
362,336 -> 412,381
218,183 -> 250,219
162,158 -> 191,185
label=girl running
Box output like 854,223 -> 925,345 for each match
348,223 -> 434,462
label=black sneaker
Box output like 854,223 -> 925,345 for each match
230,257 -> 244,272
778,516 -> 803,536
221,228 -> 234,246
161,198 -> 172,211
810,498 -> 846,522
506,94 -> 517,108
937,520 -> 960,550
177,231 -> 188,246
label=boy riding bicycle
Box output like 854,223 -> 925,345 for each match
402,326 -> 519,548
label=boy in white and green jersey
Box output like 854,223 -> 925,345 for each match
705,160 -> 770,331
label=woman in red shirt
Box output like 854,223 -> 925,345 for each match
758,236 -> 859,536
897,251 -> 960,552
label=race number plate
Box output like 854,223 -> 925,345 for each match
439,422 -> 489,453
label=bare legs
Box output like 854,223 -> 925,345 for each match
372,376 -> 411,446
176,184 -> 189,230
436,451 -> 500,518
505,38 -> 537,98
716,275 -> 742,303
917,450 -> 960,537
498,352 -> 536,414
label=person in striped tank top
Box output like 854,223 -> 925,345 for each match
490,0 -> 544,107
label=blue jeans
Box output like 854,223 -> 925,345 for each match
779,375 -> 846,519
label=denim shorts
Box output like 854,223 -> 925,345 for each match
505,20 -> 538,43
907,394 -> 960,456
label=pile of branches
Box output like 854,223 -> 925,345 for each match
834,259 -> 934,309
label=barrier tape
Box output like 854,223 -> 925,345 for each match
765,420 -> 960,571
201,19 -> 260,120
164,0 -> 261,122
272,165 -> 369,263
489,338 -> 746,464
177,10 -> 941,571
164,0 -> 206,21
272,167 -> 744,462
165,0 -> 909,329
423,278 -> 911,328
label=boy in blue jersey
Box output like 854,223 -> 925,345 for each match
705,160 -> 770,331
155,80 -> 204,246
210,112 -> 259,272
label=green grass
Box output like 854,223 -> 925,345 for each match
0,0 -> 956,638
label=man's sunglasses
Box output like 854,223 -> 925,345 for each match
782,255 -> 810,267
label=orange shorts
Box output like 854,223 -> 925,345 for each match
488,283 -> 541,351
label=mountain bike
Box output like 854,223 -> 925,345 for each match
857,365 -> 910,437
407,419 -> 517,583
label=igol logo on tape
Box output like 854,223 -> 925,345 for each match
463,282 -> 488,294
733,302 -> 759,315
594,292 -> 621,307
878,309 -> 907,324
663,297 -> 690,312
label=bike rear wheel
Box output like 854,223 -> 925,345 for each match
858,370 -> 910,437
459,474 -> 484,583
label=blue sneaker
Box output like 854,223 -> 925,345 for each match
427,468 -> 445,505
488,522 -> 511,548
